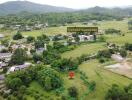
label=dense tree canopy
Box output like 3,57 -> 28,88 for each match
10,48 -> 27,65
37,67 -> 62,91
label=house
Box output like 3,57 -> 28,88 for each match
36,48 -> 45,54
12,25 -> 21,30
0,45 -> 6,52
34,24 -> 44,30
0,24 -> 5,29
7,62 -> 32,74
36,43 -> 47,54
0,53 -> 12,62
0,34 -> 4,39
0,62 -> 7,68
0,62 -> 7,72
25,26 -> 32,31
0,75 -> 4,81
78,35 -> 94,42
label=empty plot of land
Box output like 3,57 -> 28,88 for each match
105,62 -> 132,78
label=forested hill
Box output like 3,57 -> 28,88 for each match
78,6 -> 132,17
0,1 -> 75,15
0,1 -> 132,16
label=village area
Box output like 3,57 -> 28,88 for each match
0,12 -> 132,100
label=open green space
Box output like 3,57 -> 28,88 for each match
26,59 -> 131,100
62,43 -> 106,58
79,60 -> 132,100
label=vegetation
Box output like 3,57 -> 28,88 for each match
37,67 -> 62,91
9,48 -> 27,65
13,31 -> 23,40
105,83 -> 132,100
27,36 -> 35,43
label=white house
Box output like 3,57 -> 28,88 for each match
7,62 -> 32,74
0,53 -> 12,61
78,35 -> 94,42
0,34 -> 4,39
0,45 -> 6,52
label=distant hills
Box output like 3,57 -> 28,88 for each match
0,1 -> 75,15
0,1 -> 132,16
79,6 -> 132,16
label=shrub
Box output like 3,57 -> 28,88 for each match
27,36 -> 35,43
68,86 -> 78,98
13,31 -> 23,40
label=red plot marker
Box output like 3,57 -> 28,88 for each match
69,71 -> 75,79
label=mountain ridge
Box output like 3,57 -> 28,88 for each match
0,1 -> 75,15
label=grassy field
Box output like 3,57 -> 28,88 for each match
79,60 -> 132,100
21,19 -> 129,37
26,59 -> 131,100
1,19 -> 132,100
62,42 -> 106,58
105,32 -> 132,45
22,26 -> 68,37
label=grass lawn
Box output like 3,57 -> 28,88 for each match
62,42 -> 106,58
79,60 -> 132,100
105,32 -> 132,45
99,20 -> 128,32
22,26 -> 68,37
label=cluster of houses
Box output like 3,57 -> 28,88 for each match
0,43 -> 34,74
1,23 -> 49,31
68,33 -> 96,43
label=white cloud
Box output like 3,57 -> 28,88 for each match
0,0 -> 132,9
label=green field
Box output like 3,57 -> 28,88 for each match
79,60 -> 132,100
21,19 -> 129,37
1,19 -> 132,100
26,59 -> 131,100
62,42 -> 106,58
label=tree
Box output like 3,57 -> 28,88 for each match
97,49 -> 112,58
119,49 -> 127,57
27,36 -> 35,43
68,86 -> 78,98
37,67 -> 62,91
10,48 -> 27,65
125,43 -> 132,51
33,53 -> 42,63
34,40 -> 44,49
37,34 -> 50,42
6,78 -> 22,90
105,84 -> 125,100
43,50 -> 61,64
13,31 -> 23,40
51,58 -> 78,71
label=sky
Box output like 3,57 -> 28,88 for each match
0,0 -> 132,9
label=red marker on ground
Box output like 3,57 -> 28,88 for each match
69,71 -> 74,79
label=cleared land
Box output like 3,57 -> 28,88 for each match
105,61 -> 132,78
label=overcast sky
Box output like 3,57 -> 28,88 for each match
0,0 -> 132,9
